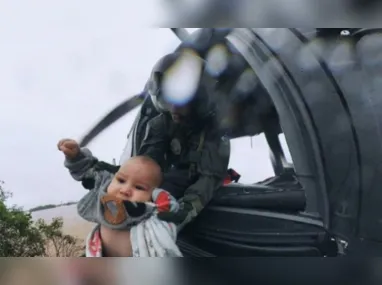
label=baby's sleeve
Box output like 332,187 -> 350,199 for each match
64,148 -> 99,181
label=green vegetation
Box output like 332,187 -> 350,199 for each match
35,217 -> 84,257
0,180 -> 84,257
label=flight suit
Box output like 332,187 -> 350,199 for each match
138,112 -> 231,213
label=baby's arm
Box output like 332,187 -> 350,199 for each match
64,148 -> 99,181
58,139 -> 98,181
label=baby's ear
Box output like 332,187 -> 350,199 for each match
123,201 -> 146,217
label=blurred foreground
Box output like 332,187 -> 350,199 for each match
0,258 -> 381,285
156,0 -> 382,26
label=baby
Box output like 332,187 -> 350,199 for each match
57,138 -> 182,257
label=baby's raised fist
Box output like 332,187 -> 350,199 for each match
58,138 -> 80,159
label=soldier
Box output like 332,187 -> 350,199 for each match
139,51 -> 230,229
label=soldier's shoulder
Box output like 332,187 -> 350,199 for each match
148,113 -> 169,127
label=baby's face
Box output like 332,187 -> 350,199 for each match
106,157 -> 161,203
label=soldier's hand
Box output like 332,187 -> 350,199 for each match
157,200 -> 198,232
57,138 -> 80,159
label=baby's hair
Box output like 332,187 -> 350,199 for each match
125,155 -> 163,186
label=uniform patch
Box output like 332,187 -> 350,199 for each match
170,138 -> 182,155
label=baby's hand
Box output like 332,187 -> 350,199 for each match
57,138 -> 80,159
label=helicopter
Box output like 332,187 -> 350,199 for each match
79,28 -> 382,256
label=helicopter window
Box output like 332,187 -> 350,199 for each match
228,134 -> 274,184
279,133 -> 293,165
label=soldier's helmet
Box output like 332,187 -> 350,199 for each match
146,50 -> 217,121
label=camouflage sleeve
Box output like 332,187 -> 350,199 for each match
182,135 -> 231,213
137,113 -> 168,167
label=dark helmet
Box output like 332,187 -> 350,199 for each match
146,50 -> 217,121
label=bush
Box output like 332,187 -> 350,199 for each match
35,217 -> 84,257
0,181 -> 84,257
0,181 -> 46,257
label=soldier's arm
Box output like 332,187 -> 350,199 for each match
137,113 -> 168,167
183,134 -> 231,213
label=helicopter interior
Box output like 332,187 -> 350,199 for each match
127,79 -> 336,257
167,29 -> 338,256
177,114 -> 336,257
177,28 -> 382,257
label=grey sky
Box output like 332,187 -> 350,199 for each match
0,2 -> 279,209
